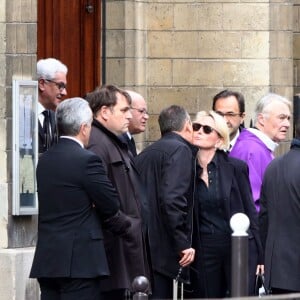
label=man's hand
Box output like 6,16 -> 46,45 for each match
179,248 -> 195,267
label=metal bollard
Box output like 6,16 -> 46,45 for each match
230,213 -> 249,297
132,276 -> 150,300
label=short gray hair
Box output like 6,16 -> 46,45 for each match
56,98 -> 92,136
253,93 -> 291,124
37,58 -> 68,80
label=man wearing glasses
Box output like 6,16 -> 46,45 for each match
37,58 -> 68,153
121,90 -> 149,156
212,90 -> 246,151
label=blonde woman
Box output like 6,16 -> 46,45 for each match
186,111 -> 263,298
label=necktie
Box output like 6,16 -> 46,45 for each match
42,110 -> 52,150
130,137 -> 137,157
127,136 -> 137,157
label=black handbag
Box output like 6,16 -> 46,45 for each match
255,272 -> 269,296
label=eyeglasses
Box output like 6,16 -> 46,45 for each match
215,111 -> 242,118
45,79 -> 67,91
131,107 -> 149,116
192,123 -> 216,134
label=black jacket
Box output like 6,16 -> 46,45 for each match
134,132 -> 198,282
87,120 -> 150,292
30,138 -> 131,278
259,139 -> 300,291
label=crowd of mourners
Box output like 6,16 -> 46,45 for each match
30,57 -> 299,300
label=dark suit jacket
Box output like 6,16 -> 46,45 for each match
217,150 -> 263,262
30,138 -> 131,278
259,139 -> 300,291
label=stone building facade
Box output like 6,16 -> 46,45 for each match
0,0 -> 297,299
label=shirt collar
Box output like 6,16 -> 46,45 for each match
230,130 -> 240,150
60,136 -> 84,148
247,128 -> 278,152
38,102 -> 46,115
126,131 -> 132,140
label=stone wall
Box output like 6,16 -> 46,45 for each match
0,0 -> 39,299
0,0 -> 297,299
106,0 -> 294,153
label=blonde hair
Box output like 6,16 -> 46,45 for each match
194,110 -> 230,150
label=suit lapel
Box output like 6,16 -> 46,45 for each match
38,120 -> 44,139
218,155 -> 234,202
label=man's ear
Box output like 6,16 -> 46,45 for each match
38,79 -> 46,92
96,106 -> 109,122
183,120 -> 194,143
257,113 -> 265,127
240,112 -> 246,124
185,120 -> 193,134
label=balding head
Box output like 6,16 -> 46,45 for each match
127,90 -> 149,134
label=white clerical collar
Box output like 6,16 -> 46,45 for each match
60,136 -> 84,148
247,128 -> 278,152
230,130 -> 240,150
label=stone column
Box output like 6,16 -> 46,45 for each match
0,0 -> 40,299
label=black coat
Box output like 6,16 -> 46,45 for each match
87,120 -> 150,292
259,139 -> 300,291
30,138 -> 131,278
134,132 -> 198,283
215,151 -> 262,250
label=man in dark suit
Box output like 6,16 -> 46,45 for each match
30,97 -> 134,300
37,58 -> 68,153
259,120 -> 300,294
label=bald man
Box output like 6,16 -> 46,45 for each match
122,90 -> 149,156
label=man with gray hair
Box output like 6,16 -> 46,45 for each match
37,58 -> 68,153
30,98 -> 134,300
134,105 -> 198,299
230,93 -> 291,212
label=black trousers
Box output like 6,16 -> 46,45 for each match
187,234 -> 231,298
101,289 -> 127,300
248,237 -> 259,295
150,271 -> 173,299
38,277 -> 102,300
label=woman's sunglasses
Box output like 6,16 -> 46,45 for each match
192,123 -> 216,134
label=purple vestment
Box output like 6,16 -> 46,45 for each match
229,129 -> 274,212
